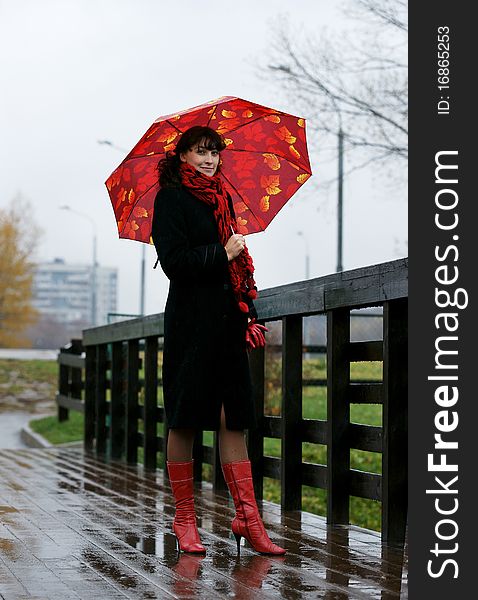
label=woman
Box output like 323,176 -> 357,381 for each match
151,126 -> 285,556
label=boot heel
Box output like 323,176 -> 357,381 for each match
233,532 -> 242,555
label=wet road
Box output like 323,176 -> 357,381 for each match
0,411 -> 32,449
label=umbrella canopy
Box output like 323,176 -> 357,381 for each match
106,96 -> 312,242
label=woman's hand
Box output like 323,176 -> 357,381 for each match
225,234 -> 245,261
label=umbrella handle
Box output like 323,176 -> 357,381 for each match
230,225 -> 236,235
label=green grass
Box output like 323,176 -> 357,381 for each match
28,356 -> 384,531
30,412 -> 84,445
257,356 -> 383,530
0,359 -> 58,386
0,358 -> 80,444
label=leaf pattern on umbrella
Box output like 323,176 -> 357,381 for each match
263,154 -> 281,171
105,96 -> 312,242
133,206 -> 148,218
274,126 -> 297,145
260,175 -> 281,195
260,196 -> 270,212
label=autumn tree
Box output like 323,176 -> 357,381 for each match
0,197 -> 41,347
263,0 -> 407,183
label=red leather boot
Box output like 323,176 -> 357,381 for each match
222,460 -> 286,555
167,460 -> 206,553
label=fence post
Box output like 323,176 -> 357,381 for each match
212,431 -> 227,491
248,344 -> 265,501
84,345 -> 96,452
143,336 -> 158,470
95,344 -> 108,456
126,339 -> 140,465
58,346 -> 69,423
281,315 -> 303,511
110,341 -> 126,460
192,430 -> 204,483
70,339 -> 83,419
327,307 -> 351,525
382,298 -> 408,544
57,339 -> 82,422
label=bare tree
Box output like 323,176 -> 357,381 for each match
264,0 -> 407,182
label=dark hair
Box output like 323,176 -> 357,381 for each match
157,126 -> 227,188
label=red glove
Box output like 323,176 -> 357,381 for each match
245,319 -> 268,351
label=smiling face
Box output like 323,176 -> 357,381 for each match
180,139 -> 220,177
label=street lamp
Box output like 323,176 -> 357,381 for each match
297,231 -> 310,280
60,206 -> 98,326
337,127 -> 344,272
297,230 -> 311,348
98,139 -> 146,315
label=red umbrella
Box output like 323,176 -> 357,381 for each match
105,96 -> 312,243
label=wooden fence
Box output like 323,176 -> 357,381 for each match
57,257 -> 408,545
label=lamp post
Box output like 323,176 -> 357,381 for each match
337,127 -> 344,272
60,206 -> 98,326
98,139 -> 146,315
297,230 -> 311,348
297,231 -> 310,280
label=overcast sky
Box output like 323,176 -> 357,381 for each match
0,0 -> 407,318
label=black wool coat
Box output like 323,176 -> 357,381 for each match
151,185 -> 258,431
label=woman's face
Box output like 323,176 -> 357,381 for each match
180,140 -> 220,177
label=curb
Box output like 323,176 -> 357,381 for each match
21,417 -> 83,449
21,421 -> 52,448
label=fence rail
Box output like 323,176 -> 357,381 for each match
57,257 -> 408,545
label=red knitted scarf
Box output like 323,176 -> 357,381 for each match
179,162 -> 257,313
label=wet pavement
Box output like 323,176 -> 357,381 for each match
0,349 -> 58,361
0,448 -> 407,599
0,413 -> 33,449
